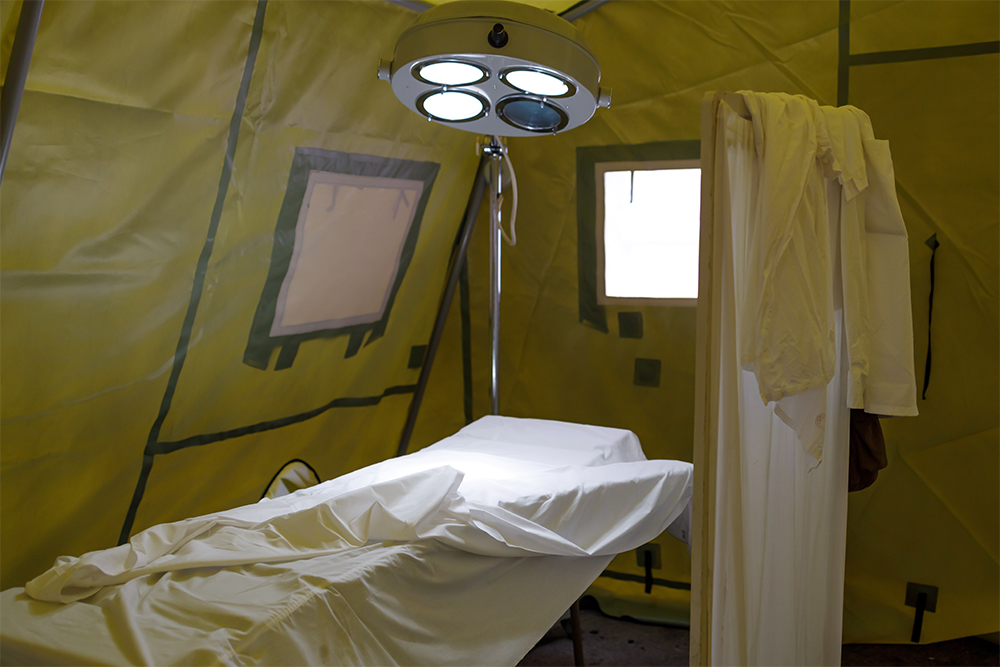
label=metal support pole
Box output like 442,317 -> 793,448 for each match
559,0 -> 611,23
486,137 -> 503,416
0,0 -> 44,185
570,599 -> 585,666
396,154 -> 490,457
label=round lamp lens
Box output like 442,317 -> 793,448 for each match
505,70 -> 570,97
423,91 -> 484,121
418,61 -> 488,86
498,97 -> 566,132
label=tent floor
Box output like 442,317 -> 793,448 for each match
518,609 -> 999,666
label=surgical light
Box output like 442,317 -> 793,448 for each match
416,61 -> 489,86
502,68 -> 571,97
420,90 -> 487,122
378,0 -> 611,137
497,96 -> 567,132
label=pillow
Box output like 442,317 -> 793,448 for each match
423,415 -> 646,467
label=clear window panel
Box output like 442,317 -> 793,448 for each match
603,168 -> 700,300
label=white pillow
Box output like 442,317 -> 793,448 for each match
423,415 -> 646,467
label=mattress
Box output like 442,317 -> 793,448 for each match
1,416 -> 693,666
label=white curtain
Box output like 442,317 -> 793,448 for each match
711,98 -> 850,667
706,91 -> 916,666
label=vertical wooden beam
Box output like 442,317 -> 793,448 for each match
690,91 -> 750,667
690,91 -> 719,667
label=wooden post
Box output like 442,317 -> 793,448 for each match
690,91 -> 750,667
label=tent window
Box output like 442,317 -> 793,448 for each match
595,160 -> 700,306
244,148 -> 439,370
576,140 -> 700,333
272,171 -> 424,335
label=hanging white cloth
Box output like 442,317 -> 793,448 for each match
708,92 -> 918,666
737,92 -> 917,461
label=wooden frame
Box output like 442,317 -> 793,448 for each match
689,91 -> 751,667
594,159 -> 701,308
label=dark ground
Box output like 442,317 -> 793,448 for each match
518,608 -> 1000,667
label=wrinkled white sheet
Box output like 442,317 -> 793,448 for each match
2,416 -> 693,666
2,543 -> 613,666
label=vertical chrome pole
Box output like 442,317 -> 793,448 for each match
486,137 -> 503,416
396,154 -> 490,457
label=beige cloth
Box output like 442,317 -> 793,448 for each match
738,91 -> 917,461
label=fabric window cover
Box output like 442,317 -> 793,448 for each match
244,148 -> 439,370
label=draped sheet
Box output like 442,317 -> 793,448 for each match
709,93 -> 917,666
2,416 -> 692,666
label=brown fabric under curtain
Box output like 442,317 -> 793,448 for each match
849,409 -> 888,492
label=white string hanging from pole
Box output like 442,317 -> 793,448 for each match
494,135 -> 518,246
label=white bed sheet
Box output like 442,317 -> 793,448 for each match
1,416 -> 693,666
2,542 -> 613,666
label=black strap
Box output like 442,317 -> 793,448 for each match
922,234 -> 939,400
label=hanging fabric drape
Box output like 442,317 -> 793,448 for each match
696,91 -> 919,666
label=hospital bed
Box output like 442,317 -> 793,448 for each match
0,416 -> 693,666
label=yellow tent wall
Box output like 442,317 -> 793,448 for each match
1,0 -> 996,646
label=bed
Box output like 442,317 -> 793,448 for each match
0,416 -> 693,666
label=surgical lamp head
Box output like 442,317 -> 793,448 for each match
378,0 -> 611,137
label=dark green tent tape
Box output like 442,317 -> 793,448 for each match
275,342 -> 299,370
922,233 -> 940,400
618,312 -> 643,339
120,0 -> 270,546
837,0 -> 850,106
408,345 -> 428,369
150,384 -> 417,456
344,331 -> 365,359
851,41 -> 999,67
633,358 -> 661,388
598,569 -> 691,592
118,453 -> 155,546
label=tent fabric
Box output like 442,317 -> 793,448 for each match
2,416 -> 691,666
0,0 -> 996,647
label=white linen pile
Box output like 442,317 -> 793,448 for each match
1,416 -> 692,666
